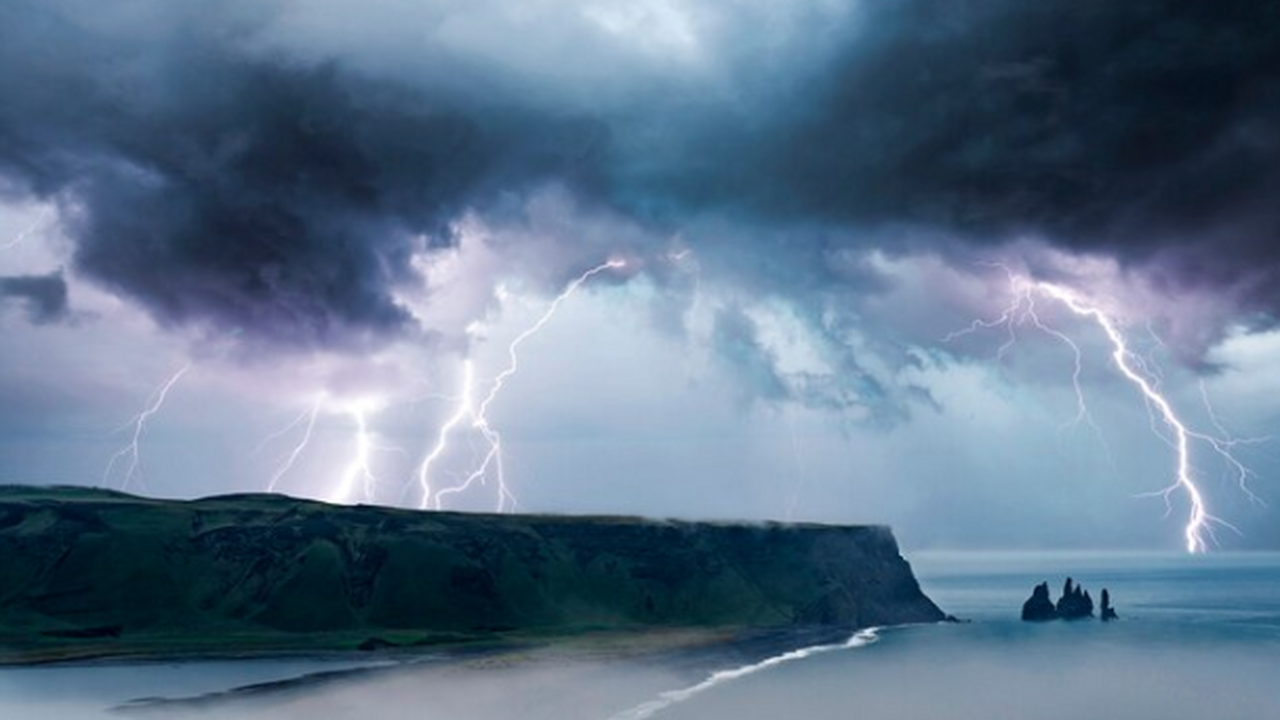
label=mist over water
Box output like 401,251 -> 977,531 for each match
3,552 -> 1278,719
652,624 -> 1280,720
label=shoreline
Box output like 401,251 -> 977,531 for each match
0,622 -> 890,712
0,624 -> 810,669
0,630 -> 504,668
103,624 -> 881,714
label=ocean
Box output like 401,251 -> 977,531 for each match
3,551 -> 1278,719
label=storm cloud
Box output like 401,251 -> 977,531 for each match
647,1 -> 1280,311
0,271 -> 69,324
1,0 -> 1277,351
0,0 -> 607,348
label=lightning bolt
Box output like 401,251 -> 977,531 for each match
949,266 -> 1260,553
329,406 -> 380,504
417,258 -> 626,512
0,207 -> 52,252
413,361 -> 476,509
263,397 -> 323,493
1196,379 -> 1268,506
102,364 -> 191,492
257,394 -> 400,505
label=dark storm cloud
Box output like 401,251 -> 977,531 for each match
0,271 -> 68,324
711,306 -> 789,405
0,1 -> 605,349
1,0 -> 1278,351
627,1 -> 1280,311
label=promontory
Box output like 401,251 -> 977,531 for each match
0,485 -> 944,663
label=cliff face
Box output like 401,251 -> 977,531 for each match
0,486 -> 943,660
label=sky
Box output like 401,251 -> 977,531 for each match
1,0 -> 1278,550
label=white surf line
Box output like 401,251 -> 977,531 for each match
605,627 -> 881,720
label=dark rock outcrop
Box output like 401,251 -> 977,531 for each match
0,485 -> 946,662
1021,577 -> 1112,622
1100,589 -> 1118,621
1021,582 -> 1057,621
1056,577 -> 1094,620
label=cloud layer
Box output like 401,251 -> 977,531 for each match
0,271 -> 68,323
1,0 -> 1277,353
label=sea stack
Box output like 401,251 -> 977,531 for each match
1100,589 -> 1119,621
1020,578 -> 1113,622
1021,582 -> 1057,621
1055,577 -> 1094,620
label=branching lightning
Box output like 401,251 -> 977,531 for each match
416,258 -> 626,512
329,404 -> 381,504
414,360 -> 477,509
264,397 -> 322,493
102,364 -> 192,492
258,395 -> 398,505
1196,379 -> 1269,506
93,255 -> 629,510
949,266 -> 1261,553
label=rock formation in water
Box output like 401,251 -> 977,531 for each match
1020,581 -> 1058,621
1021,577 -> 1112,621
1100,588 -> 1118,621
0,485 -> 946,663
1056,577 -> 1094,620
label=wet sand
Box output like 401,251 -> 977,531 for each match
105,626 -> 863,719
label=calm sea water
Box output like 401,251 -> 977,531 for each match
2,551 -> 1278,719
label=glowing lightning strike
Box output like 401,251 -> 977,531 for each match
950,268 -> 1259,553
264,398 -> 323,493
257,395 -> 401,505
415,361 -> 476,510
1039,282 -> 1221,553
1197,378 -> 1268,506
328,403 -> 388,505
102,364 -> 192,492
418,258 -> 627,512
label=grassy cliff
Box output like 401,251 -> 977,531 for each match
0,486 -> 943,663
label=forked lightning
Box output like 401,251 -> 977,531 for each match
950,266 -> 1260,553
417,258 -> 626,511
